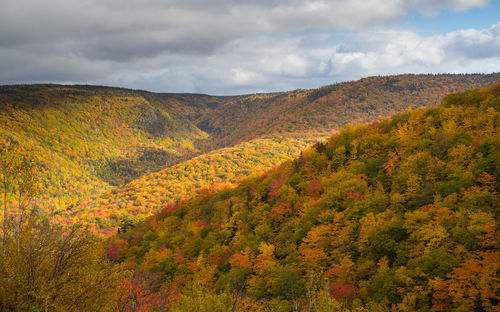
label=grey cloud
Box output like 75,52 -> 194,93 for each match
105,23 -> 500,94
1,1 -> 489,50
0,0 -> 496,93
405,0 -> 489,14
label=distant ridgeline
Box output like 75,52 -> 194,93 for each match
109,82 -> 500,311
0,73 -> 499,230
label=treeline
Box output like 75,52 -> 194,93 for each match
107,83 -> 500,311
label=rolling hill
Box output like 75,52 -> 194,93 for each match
71,132 -> 330,231
191,74 -> 500,146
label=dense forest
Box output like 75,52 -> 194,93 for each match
105,82 -> 500,311
0,85 -> 207,217
1,74 -> 498,230
78,74 -> 500,233
192,74 -> 500,146
0,77 -> 499,311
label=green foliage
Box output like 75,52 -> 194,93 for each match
77,133 -> 327,230
3,75 -> 500,310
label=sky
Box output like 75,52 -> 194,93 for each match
1,0 -> 499,95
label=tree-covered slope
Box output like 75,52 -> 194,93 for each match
72,132 -> 330,231
109,83 -> 500,311
73,74 -> 500,232
0,85 -> 207,214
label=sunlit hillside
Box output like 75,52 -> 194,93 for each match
0,85 -> 207,213
71,132 -> 330,231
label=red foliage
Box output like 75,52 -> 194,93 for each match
330,281 -> 360,302
107,245 -> 119,261
187,261 -> 198,271
367,120 -> 380,128
173,248 -> 184,264
106,240 -> 128,261
270,202 -> 292,221
268,176 -> 287,199
250,186 -> 257,197
420,204 -> 434,212
324,265 -> 344,280
196,220 -> 210,228
229,249 -> 252,269
120,273 -> 177,312
209,247 -> 234,267
430,251 -> 500,311
159,202 -> 181,217
307,179 -> 323,198
213,217 -> 222,228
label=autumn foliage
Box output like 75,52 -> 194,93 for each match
109,82 -> 500,311
2,76 -> 500,311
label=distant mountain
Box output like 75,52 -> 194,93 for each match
109,81 -> 500,311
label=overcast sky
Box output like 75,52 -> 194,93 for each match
1,0 -> 500,95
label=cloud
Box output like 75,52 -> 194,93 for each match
0,0 -> 490,54
86,21 -> 500,94
406,0 -> 489,15
0,0 -> 497,93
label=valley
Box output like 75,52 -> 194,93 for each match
1,75 -> 499,311
1,74 -> 498,231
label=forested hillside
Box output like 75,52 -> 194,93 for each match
71,132 -> 329,232
1,74 -> 499,230
108,83 -> 500,311
0,85 -> 207,215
